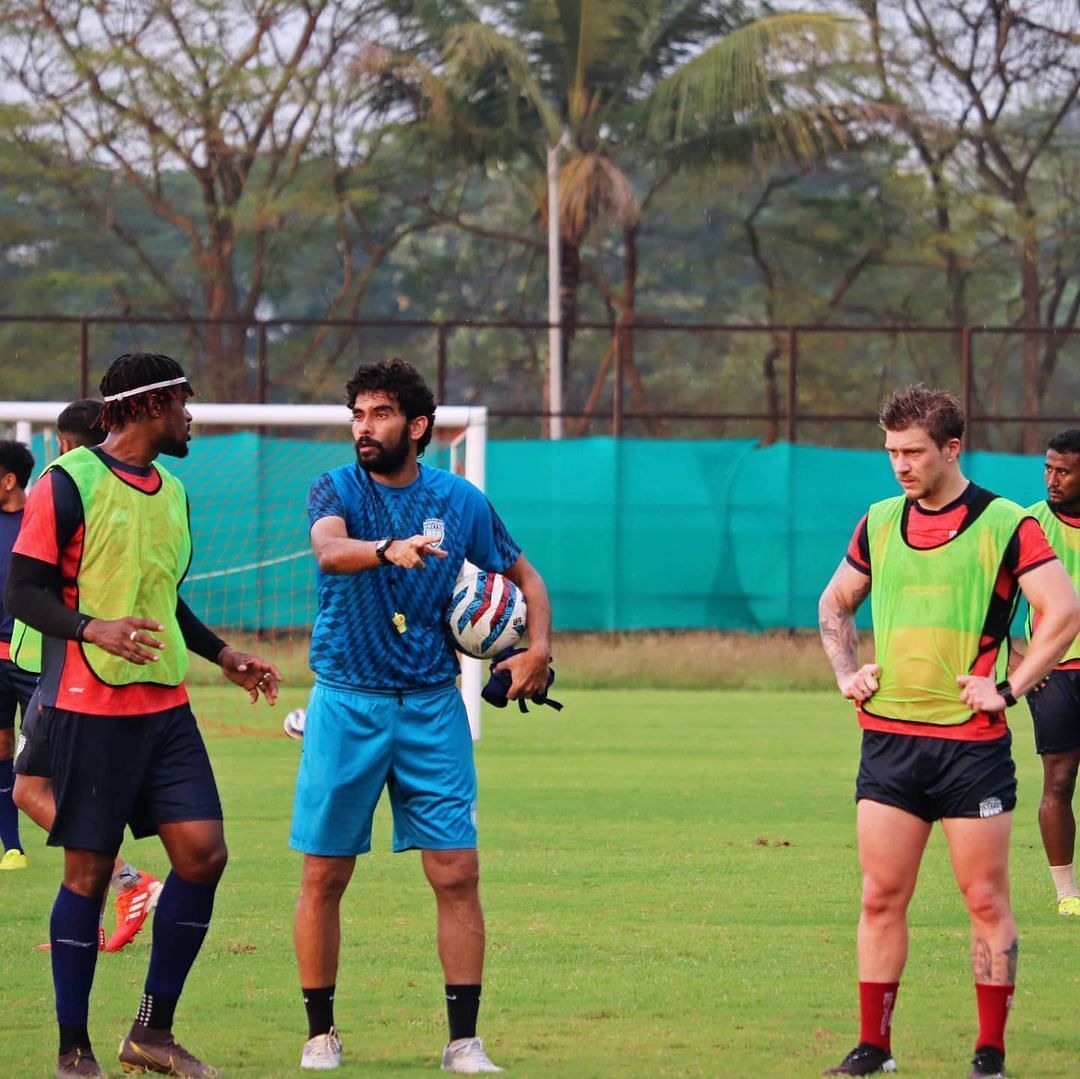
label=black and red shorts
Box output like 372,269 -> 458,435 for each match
856,728 -> 1016,822
1027,669 -> 1080,756
16,702 -> 222,853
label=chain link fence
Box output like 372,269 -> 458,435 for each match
1,315 -> 1076,451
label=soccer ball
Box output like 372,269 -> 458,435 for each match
283,708 -> 306,740
445,568 -> 528,660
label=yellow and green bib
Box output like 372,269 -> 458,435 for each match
867,493 -> 1023,726
52,447 -> 192,687
1025,502 -> 1080,663
9,618 -> 41,674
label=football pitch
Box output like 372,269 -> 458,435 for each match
2,687 -> 1078,1078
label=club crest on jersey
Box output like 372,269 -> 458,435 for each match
423,518 -> 445,548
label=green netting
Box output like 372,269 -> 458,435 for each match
157,435 -> 1048,634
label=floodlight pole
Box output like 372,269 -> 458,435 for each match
547,134 -> 567,441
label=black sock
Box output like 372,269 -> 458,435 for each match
134,991 -> 177,1032
445,984 -> 482,1041
302,985 -> 336,1038
58,1024 -> 91,1056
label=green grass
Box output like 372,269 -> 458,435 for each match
2,687 -> 1077,1078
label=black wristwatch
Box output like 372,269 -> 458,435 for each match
374,537 -> 395,565
995,680 -> 1018,708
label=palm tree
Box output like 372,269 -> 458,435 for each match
372,0 -> 859,431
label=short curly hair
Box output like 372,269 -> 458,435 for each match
878,384 -> 965,448
1047,429 -> 1080,456
0,439 -> 34,489
345,358 -> 437,456
57,399 -> 106,446
99,353 -> 192,431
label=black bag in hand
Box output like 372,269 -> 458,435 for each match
481,648 -> 563,713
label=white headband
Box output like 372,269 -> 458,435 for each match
102,376 -> 190,403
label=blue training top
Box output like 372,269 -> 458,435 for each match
0,507 -> 25,643
307,462 -> 521,690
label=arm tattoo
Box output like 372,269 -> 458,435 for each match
819,577 -> 870,677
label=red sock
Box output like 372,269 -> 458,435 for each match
975,983 -> 1014,1053
858,981 -> 899,1052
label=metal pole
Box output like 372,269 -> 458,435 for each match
786,327 -> 798,443
613,324 -> 624,438
79,319 -> 90,398
961,325 -> 973,444
547,139 -> 564,440
437,322 -> 448,404
256,323 -> 268,403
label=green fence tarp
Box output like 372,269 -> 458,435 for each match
148,434 -> 1049,634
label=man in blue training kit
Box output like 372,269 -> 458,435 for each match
291,357 -> 553,1073
0,439 -> 37,869
5,353 -> 282,1079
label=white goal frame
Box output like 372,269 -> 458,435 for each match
0,400 -> 489,739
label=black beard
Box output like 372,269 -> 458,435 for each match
1049,494 -> 1080,515
356,432 -> 410,475
160,437 -> 190,458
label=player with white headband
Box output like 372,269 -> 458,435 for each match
6,351 -> 281,1079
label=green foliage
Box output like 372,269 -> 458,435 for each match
0,1 -> 1075,427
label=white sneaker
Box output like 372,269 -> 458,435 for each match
441,1036 -> 503,1073
301,1028 -> 342,1070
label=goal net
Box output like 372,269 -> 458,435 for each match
0,401 -> 489,738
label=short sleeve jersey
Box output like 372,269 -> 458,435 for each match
307,462 -> 521,690
844,482 -> 1056,740
12,449 -> 189,716
1028,505 -> 1080,672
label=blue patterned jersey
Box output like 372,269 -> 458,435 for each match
307,462 -> 521,689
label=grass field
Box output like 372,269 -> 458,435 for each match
2,682 -> 1078,1078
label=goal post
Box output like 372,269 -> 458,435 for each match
0,400 -> 489,739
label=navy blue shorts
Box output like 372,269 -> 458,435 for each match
13,686 -> 49,776
0,656 -> 38,731
856,729 -> 1016,822
27,704 -> 222,853
1027,669 -> 1080,756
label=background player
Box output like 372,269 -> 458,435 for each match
1020,429 -> 1080,914
0,439 -> 36,870
56,399 -> 106,455
818,385 -> 1080,1079
5,353 -> 282,1079
291,357 -> 552,1073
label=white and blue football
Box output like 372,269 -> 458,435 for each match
445,568 -> 528,660
283,708 -> 306,740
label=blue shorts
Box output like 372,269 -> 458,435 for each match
290,679 -> 477,856
0,656 -> 38,731
21,704 -> 222,853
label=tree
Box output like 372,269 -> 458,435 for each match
373,0 -> 859,432
0,0 -> 436,399
858,0 -> 1080,451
